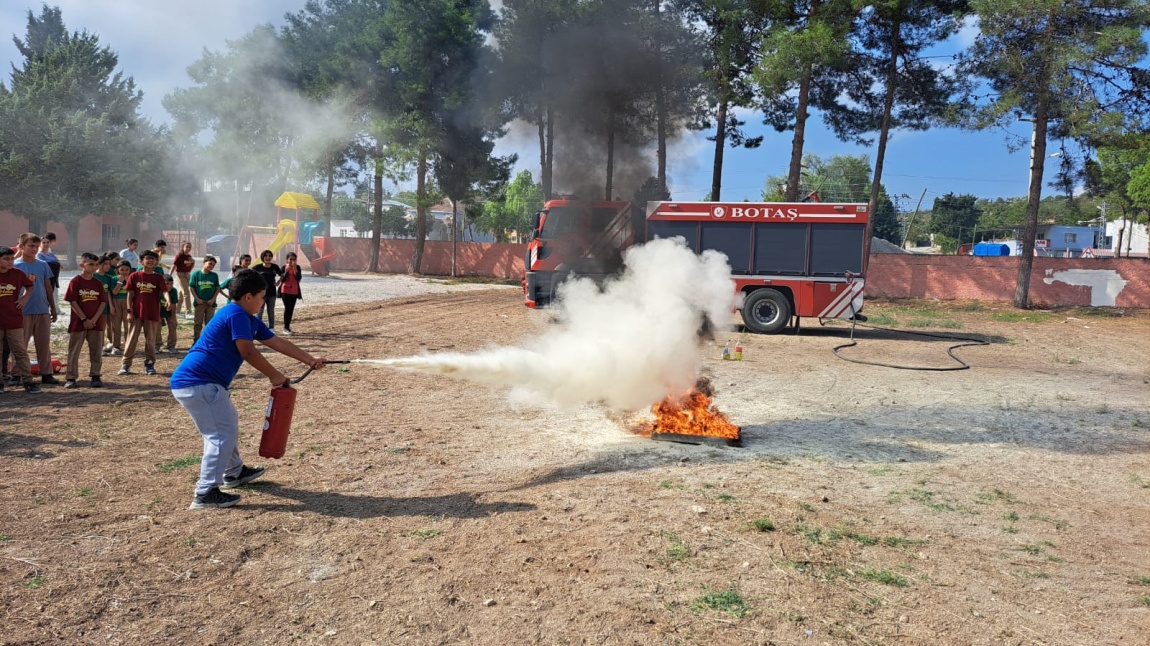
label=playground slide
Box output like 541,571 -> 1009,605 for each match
268,219 -> 298,255
297,220 -> 337,276
304,237 -> 338,276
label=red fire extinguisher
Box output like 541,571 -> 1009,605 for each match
259,360 -> 350,459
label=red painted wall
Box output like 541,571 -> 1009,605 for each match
229,232 -> 1150,309
867,254 -> 1150,308
1,211 -> 153,256
278,237 -> 527,279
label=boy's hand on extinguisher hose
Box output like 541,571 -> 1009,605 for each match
310,357 -> 328,370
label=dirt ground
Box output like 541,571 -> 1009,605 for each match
2,288 -> 1149,645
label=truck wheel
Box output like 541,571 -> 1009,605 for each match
741,289 -> 791,334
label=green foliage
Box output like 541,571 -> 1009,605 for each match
157,456 -> 201,473
960,0 -> 1150,306
164,26 -> 300,196
691,586 -> 751,617
762,153 -> 901,242
858,568 -> 910,587
930,193 -> 981,241
756,1 -> 858,201
0,6 -> 168,251
674,0 -> 765,200
839,0 -> 968,148
763,154 -> 869,203
633,176 -> 671,203
477,170 -> 544,242
872,191 -> 902,244
749,518 -> 777,532
663,531 -> 691,561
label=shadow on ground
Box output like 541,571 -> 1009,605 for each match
502,402 -> 1150,490
247,483 -> 537,519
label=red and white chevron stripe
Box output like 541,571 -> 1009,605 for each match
818,280 -> 865,319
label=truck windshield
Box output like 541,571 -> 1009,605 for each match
540,206 -> 583,238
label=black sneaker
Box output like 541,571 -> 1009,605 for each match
145,362 -> 157,376
188,488 -> 241,510
41,375 -> 61,385
24,382 -> 41,394
63,379 -> 78,388
118,367 -> 131,376
90,377 -> 103,388
220,465 -> 266,490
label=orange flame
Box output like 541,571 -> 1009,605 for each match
634,378 -> 740,440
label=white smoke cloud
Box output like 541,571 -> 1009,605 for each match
383,237 -> 735,411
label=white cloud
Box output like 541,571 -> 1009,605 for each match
1,0 -> 308,123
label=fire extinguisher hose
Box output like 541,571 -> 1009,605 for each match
291,359 -> 352,384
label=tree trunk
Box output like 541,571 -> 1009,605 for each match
785,68 -> 814,202
451,198 -> 458,277
369,145 -> 383,273
605,107 -> 616,201
710,95 -> 728,201
654,0 -> 667,199
865,23 -> 901,273
65,220 -> 80,270
1014,100 -> 1049,309
324,161 -> 335,227
537,108 -> 547,200
543,106 -> 554,200
27,216 -> 47,237
411,151 -> 428,274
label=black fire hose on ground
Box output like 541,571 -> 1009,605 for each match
822,306 -> 991,371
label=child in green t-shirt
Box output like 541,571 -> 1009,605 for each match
159,275 -> 180,353
108,261 -> 132,355
189,255 -> 222,343
95,254 -> 118,355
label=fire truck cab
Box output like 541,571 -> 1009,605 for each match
523,199 -> 869,334
522,198 -> 645,308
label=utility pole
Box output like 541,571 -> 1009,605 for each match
901,188 -> 929,248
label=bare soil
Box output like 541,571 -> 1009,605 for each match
2,290 -> 1149,645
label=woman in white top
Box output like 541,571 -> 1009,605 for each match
119,238 -> 140,269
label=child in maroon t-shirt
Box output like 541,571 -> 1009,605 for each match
173,241 -> 196,317
64,253 -> 110,387
120,250 -> 166,376
0,245 -> 37,393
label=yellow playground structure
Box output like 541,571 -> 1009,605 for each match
233,192 -> 337,276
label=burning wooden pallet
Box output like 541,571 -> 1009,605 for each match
634,378 -> 741,448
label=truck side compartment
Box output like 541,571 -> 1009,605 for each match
523,199 -> 869,333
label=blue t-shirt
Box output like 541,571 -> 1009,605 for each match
170,302 -> 274,389
13,257 -> 53,315
120,248 -> 140,268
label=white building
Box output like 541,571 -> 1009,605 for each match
1103,220 -> 1148,257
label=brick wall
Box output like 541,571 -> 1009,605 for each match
1,211 -> 149,258
233,233 -> 1150,309
244,236 -> 528,280
867,254 -> 1150,308
310,237 -> 527,279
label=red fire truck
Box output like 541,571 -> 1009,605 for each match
523,198 -> 870,334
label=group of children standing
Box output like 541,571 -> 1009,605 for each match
1,233 -> 308,393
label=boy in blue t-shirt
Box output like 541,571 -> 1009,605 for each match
171,269 -> 328,510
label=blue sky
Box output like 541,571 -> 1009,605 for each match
1,1 -> 1055,210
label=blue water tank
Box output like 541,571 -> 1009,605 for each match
973,242 -> 1011,257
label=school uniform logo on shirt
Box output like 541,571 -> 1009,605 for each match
137,282 -> 157,294
0,283 -> 15,298
78,288 -> 103,302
